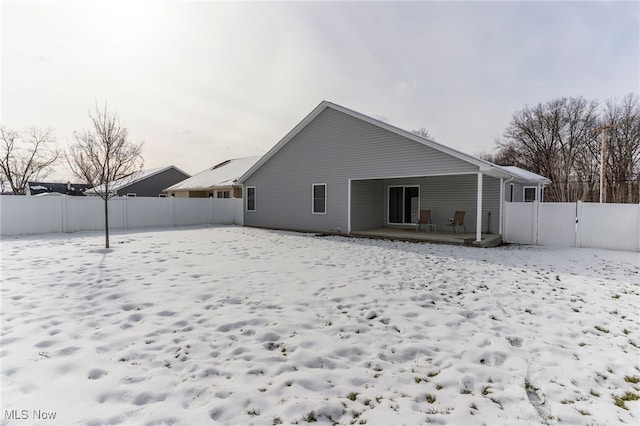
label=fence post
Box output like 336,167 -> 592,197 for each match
575,201 -> 582,248
636,203 -> 640,252
61,195 -> 67,233
124,196 -> 128,229
533,198 -> 539,245
171,196 -> 176,227
214,197 -> 216,225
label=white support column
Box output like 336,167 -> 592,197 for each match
347,179 -> 352,234
499,178 -> 504,235
476,172 -> 483,242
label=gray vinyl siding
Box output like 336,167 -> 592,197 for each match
482,176 -> 501,234
506,182 -> 525,202
244,108 -> 478,232
377,175 -> 501,234
351,180 -> 384,231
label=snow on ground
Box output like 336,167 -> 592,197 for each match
1,226 -> 639,426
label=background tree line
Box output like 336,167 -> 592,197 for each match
483,93 -> 640,203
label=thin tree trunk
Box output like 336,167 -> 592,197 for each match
104,197 -> 110,248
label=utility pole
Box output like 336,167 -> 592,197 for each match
595,124 -> 614,203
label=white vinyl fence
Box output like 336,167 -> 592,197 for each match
504,201 -> 640,252
0,196 -> 244,237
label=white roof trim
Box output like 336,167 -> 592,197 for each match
238,101 -> 550,185
497,166 -> 551,184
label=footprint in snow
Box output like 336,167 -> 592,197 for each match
132,392 -> 167,406
506,336 -> 523,347
88,368 -> 108,380
128,314 -> 143,322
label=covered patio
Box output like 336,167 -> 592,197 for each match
347,172 -> 506,245
351,227 -> 503,248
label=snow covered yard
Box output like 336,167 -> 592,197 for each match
1,225 -> 639,426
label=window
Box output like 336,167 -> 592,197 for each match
246,186 -> 256,211
524,186 -> 536,202
509,183 -> 514,202
126,193 -> 136,197
217,190 -> 230,198
388,186 -> 419,224
312,184 -> 326,214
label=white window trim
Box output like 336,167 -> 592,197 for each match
312,183 -> 327,215
246,186 -> 256,211
386,185 -> 420,225
523,186 -> 536,202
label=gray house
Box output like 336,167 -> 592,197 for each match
238,101 -> 550,243
164,156 -> 261,199
88,165 -> 190,197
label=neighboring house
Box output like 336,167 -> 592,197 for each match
164,156 -> 261,198
501,166 -> 549,202
87,166 -> 190,197
238,101 -> 551,242
27,182 -> 92,196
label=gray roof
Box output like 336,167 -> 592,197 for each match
87,165 -> 190,195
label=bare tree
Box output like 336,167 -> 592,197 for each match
412,127 -> 435,140
600,93 -> 640,203
494,97 -> 600,202
67,106 -> 143,248
0,127 -> 59,194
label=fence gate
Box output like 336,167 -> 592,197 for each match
504,201 -> 640,252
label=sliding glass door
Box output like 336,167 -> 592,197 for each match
388,186 -> 419,224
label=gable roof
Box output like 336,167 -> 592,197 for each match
164,156 -> 261,192
87,165 -> 190,195
238,101 -> 550,185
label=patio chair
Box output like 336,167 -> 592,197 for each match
416,209 -> 435,232
447,211 -> 467,233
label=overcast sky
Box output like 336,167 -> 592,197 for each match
2,0 -> 639,180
